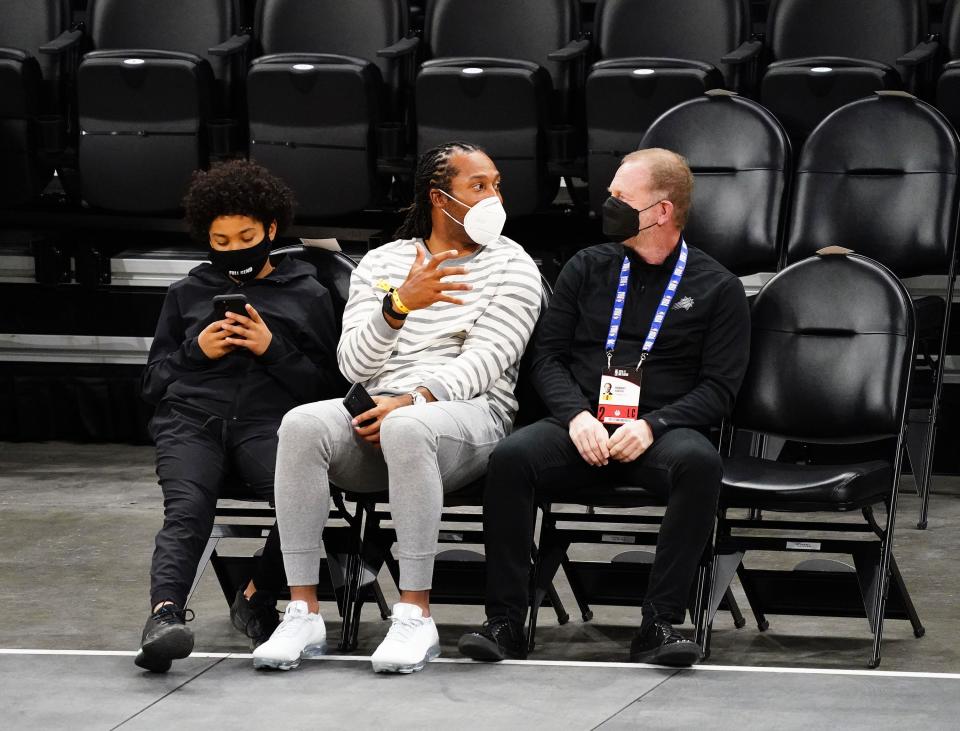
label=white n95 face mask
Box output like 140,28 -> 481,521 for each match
438,189 -> 507,246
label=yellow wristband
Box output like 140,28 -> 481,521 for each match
391,289 -> 411,315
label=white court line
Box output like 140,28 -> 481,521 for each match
1,648 -> 958,680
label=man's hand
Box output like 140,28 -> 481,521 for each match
569,411 -> 610,466
352,395 -> 411,446
395,243 -> 473,311
222,303 -> 274,356
198,320 -> 235,360
608,419 -> 655,463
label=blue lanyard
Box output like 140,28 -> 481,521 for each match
605,240 -> 689,368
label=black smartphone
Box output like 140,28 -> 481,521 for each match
212,294 -> 249,322
343,382 -> 378,427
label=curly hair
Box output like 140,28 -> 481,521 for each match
394,141 -> 484,240
183,159 -> 296,243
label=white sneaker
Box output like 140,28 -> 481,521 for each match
370,603 -> 441,674
252,600 -> 326,671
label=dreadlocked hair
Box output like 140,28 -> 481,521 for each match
394,141 -> 485,240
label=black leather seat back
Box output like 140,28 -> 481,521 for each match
640,92 -> 789,276
935,0 -> 960,132
423,0 -> 578,93
88,0 -> 236,78
735,253 -> 914,444
786,93 -> 959,277
514,277 -> 553,428
255,0 -> 407,87
594,0 -> 749,86
0,0 -> 70,80
767,0 -> 924,67
283,247 -> 356,327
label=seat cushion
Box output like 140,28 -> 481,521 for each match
721,456 -> 892,510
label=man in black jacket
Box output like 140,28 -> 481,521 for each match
459,148 -> 751,667
135,160 -> 344,673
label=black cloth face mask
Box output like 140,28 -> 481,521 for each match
208,234 -> 272,282
602,196 -> 660,242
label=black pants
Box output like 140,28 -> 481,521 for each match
149,404 -> 286,608
483,418 -> 722,627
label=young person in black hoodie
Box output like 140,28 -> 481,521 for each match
135,160 -> 344,673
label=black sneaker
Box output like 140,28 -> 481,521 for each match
230,588 -> 279,648
134,604 -> 195,673
458,616 -> 527,661
629,619 -> 701,667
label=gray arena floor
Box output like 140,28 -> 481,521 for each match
2,442 -> 959,729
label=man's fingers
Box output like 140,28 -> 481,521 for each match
204,320 -> 225,333
439,282 -> 473,292
221,322 -> 250,336
437,265 -> 470,278
353,406 -> 381,427
224,311 -> 252,326
436,295 -> 465,306
574,438 -> 598,466
244,303 -> 263,324
427,249 -> 461,268
413,242 -> 427,267
585,431 -> 606,466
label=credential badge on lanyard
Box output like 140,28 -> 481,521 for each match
597,241 -> 688,426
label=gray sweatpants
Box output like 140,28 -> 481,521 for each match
274,397 -> 506,591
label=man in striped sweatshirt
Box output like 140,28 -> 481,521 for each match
253,142 -> 543,674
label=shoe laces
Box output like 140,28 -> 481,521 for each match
482,616 -> 513,641
384,613 -> 423,643
155,606 -> 194,624
271,611 -> 314,640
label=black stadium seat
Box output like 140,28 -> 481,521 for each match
247,0 -> 418,218
76,0 -> 247,213
416,0 -> 588,216
638,91 -> 790,276
712,250 -> 923,669
586,0 -> 759,212
784,91 -> 960,530
935,0 -> 960,134
760,0 -> 937,146
0,0 -> 76,207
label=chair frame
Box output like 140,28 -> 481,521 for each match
709,254 -> 923,669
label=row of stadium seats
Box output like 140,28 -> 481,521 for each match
6,0 -> 960,220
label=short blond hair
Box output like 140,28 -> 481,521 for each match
621,148 -> 694,228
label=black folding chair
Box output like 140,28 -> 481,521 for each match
708,249 -> 923,669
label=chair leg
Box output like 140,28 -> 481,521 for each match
185,534 -> 221,609
737,563 -> 769,631
890,555 -> 925,638
724,588 -> 746,629
372,577 -> 390,621
337,501 -> 368,652
561,553 -> 593,622
869,499 -> 901,669
532,542 -> 570,625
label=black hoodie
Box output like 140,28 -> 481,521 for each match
142,256 -> 346,423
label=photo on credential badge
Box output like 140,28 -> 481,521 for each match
596,370 -> 641,424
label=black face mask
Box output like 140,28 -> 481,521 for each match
208,234 -> 272,282
602,196 -> 660,242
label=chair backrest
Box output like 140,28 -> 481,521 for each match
944,0 -> 960,61
514,275 -> 553,427
283,247 -> 356,327
593,0 -> 750,86
254,0 -> 408,83
734,252 -> 915,444
639,92 -> 789,276
0,0 -> 71,79
423,0 -> 580,91
786,92 -> 959,277
766,0 -> 925,67
87,0 -> 237,75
